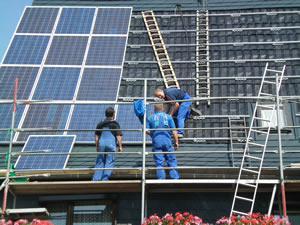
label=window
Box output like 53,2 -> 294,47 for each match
43,200 -> 115,225
257,103 -> 290,133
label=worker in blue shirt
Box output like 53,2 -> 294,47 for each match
92,107 -> 122,181
146,103 -> 179,179
154,88 -> 201,137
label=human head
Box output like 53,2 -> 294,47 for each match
154,88 -> 165,99
105,107 -> 115,118
154,103 -> 164,112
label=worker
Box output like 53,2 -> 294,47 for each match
154,88 -> 201,137
92,107 -> 122,181
146,103 -> 179,179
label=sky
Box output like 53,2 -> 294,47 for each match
0,0 -> 33,61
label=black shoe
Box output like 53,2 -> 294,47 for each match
190,107 -> 202,116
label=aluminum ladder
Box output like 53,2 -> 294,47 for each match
142,11 -> 180,89
230,63 -> 286,217
196,10 -> 210,105
229,117 -> 248,167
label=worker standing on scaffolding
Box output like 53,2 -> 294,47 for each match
92,107 -> 123,181
146,103 -> 179,179
154,88 -> 201,138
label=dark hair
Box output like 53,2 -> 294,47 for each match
105,107 -> 115,117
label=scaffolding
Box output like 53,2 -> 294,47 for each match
1,70 -> 300,223
2,7 -> 300,224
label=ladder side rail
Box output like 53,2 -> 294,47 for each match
229,119 -> 236,167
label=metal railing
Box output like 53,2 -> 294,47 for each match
1,78 -> 300,222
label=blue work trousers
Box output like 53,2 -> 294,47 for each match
92,143 -> 116,181
152,136 -> 179,179
173,93 -> 192,134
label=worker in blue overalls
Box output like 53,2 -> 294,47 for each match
92,107 -> 122,181
146,103 -> 179,179
154,88 -> 201,138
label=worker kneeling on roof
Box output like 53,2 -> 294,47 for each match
154,88 -> 201,138
146,103 -> 179,179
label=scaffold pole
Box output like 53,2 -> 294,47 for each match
2,78 -> 18,218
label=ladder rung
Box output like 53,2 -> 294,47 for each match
253,117 -> 270,122
149,29 -> 159,32
239,182 -> 256,188
245,155 -> 262,161
168,85 -> 179,88
251,129 -> 268,135
260,93 -> 274,97
242,168 -> 259,174
166,80 -> 177,83
157,53 -> 167,56
256,105 -> 274,109
232,210 -> 249,216
263,80 -> 276,85
248,142 -> 265,147
164,75 -> 175,78
235,195 -> 254,202
266,69 -> 282,73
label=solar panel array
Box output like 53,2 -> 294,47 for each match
15,135 -> 76,170
0,6 -> 132,143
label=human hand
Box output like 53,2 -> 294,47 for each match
174,142 -> 179,150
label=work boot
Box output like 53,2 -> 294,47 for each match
190,107 -> 202,116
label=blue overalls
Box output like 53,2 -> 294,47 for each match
164,88 -> 192,135
146,111 -> 179,179
92,127 -> 116,181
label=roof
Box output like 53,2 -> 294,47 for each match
32,0 -> 300,10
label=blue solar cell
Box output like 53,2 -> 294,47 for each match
17,105 -> 71,142
0,104 -> 25,142
15,135 -> 76,170
93,8 -> 131,34
76,68 -> 121,101
45,36 -> 88,65
68,105 -> 114,142
33,67 -> 81,100
3,35 -> 50,65
86,37 -> 127,65
116,104 -> 153,142
0,66 -> 39,100
56,8 -> 95,34
17,8 -> 59,34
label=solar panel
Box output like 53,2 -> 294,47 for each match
3,35 -> 50,65
17,8 -> 59,34
68,105 -> 114,142
45,36 -> 88,65
76,68 -> 121,101
0,6 -> 132,144
0,66 -> 39,100
93,8 -> 131,34
56,8 -> 95,34
116,104 -> 153,142
86,36 -> 127,66
17,105 -> 71,142
14,135 -> 76,170
33,67 -> 81,100
0,104 -> 25,142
